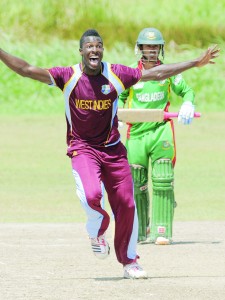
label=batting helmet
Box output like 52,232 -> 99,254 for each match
135,28 -> 165,61
137,28 -> 165,46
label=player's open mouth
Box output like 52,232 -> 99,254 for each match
89,57 -> 99,67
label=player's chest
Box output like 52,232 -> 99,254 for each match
134,79 -> 170,92
74,77 -> 118,100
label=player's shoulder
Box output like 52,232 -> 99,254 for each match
49,65 -> 75,74
48,65 -> 77,85
170,73 -> 184,85
109,62 -> 139,74
102,62 -> 141,86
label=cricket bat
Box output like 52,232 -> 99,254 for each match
117,108 -> 201,123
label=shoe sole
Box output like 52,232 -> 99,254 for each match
124,273 -> 148,279
155,239 -> 171,245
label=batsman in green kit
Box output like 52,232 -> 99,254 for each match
118,28 -> 195,245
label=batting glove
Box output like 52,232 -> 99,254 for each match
178,101 -> 195,125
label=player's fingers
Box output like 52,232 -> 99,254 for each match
208,44 -> 218,52
209,45 -> 220,56
211,52 -> 220,58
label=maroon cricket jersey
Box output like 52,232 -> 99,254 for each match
48,62 -> 141,155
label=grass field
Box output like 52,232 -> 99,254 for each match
1,0 -> 225,114
1,113 -> 225,222
0,0 -> 224,47
0,0 -> 225,223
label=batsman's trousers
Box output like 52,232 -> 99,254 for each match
71,141 -> 138,265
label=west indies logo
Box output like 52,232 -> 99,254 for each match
101,84 -> 111,95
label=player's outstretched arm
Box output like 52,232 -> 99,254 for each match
0,48 -> 52,84
141,45 -> 220,82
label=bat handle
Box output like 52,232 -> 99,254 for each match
164,112 -> 201,119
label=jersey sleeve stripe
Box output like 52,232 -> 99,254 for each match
63,64 -> 82,127
102,62 -> 125,95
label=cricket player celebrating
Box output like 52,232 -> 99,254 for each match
119,28 -> 196,245
0,29 -> 219,278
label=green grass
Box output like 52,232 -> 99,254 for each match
0,0 -> 225,222
0,0 -> 224,47
166,112 -> 225,220
0,115 -> 85,222
1,0 -> 225,113
0,114 -> 225,222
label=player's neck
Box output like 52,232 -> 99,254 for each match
81,62 -> 102,76
143,61 -> 156,69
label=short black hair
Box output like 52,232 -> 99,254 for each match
79,29 -> 103,48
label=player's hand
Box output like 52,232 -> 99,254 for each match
178,101 -> 195,125
195,45 -> 220,67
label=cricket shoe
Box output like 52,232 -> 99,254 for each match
123,262 -> 148,279
155,237 -> 171,245
91,235 -> 110,259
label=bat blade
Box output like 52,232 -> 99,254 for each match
117,109 -> 164,122
117,109 -> 201,123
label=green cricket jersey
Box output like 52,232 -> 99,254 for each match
118,61 -> 195,138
